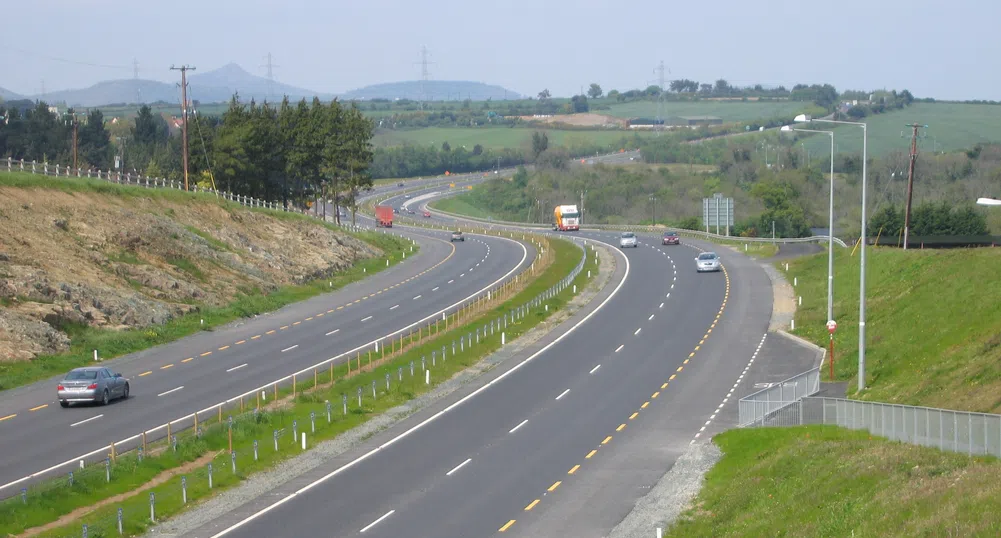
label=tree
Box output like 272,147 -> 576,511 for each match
538,89 -> 551,100
441,141 -> 451,152
607,89 -> 621,101
714,79 -> 731,95
77,109 -> 113,169
472,144 -> 483,156
570,94 -> 589,113
132,105 -> 168,146
587,83 -> 602,99
531,131 -> 549,160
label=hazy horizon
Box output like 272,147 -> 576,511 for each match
1,0 -> 997,101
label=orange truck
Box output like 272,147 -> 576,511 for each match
375,205 -> 393,228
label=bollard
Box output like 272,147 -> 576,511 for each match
273,430 -> 279,451
253,440 -> 259,461
432,351 -> 436,366
105,458 -> 111,482
421,356 -> 426,371
410,360 -> 414,377
21,488 -> 26,504
545,304 -> 548,312
425,370 -> 430,385
357,386 -> 362,407
182,476 -> 187,504
326,400 -> 332,423
342,394 -> 348,415
502,332 -> 506,345
83,524 -> 88,538
588,270 -> 591,278
573,284 -> 576,293
310,411 -> 316,433
791,319 -> 796,331
798,296 -> 802,306
794,276 -> 797,286
293,420 -> 298,442
208,463 -> 213,489
118,507 -> 123,534
398,366 -> 403,381
302,432 -> 307,450
93,349 -> 98,362
372,380 -> 377,398
69,471 -> 74,487
150,491 -> 156,522
231,451 -> 237,473
442,345 -> 447,361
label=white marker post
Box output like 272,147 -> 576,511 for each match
93,350 -> 98,362
425,370 -> 430,385
502,333 -> 506,345
301,433 -> 306,450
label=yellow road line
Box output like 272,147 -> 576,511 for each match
616,423 -> 626,432
265,330 -> 276,335
251,335 -> 261,340
0,414 -> 15,422
139,371 -> 152,377
292,321 -> 301,326
235,340 -> 246,345
218,345 -> 230,351
669,374 -> 676,381
160,364 -> 174,370
548,481 -> 562,492
328,309 -> 335,313
337,306 -> 344,310
29,404 -> 48,412
677,366 -> 684,372
280,326 -> 289,330
652,391 -> 660,399
641,401 -> 650,409
316,313 -> 324,317
689,352 -> 695,358
525,499 -> 540,510
601,436 -> 612,445
661,383 -> 668,389
305,317 -> 313,321
200,351 -> 212,357
499,520 -> 516,532
568,465 -> 580,475
586,450 -> 597,459
629,412 -> 639,420
181,358 -> 194,363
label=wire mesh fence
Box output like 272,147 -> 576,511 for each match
0,233 -> 591,537
737,367 -> 821,427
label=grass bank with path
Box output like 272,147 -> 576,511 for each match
661,247 -> 1001,536
7,233 -> 595,537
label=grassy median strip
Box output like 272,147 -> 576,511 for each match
7,235 -> 593,537
0,177 -> 412,391
664,426 -> 1001,538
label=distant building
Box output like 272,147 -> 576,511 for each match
673,116 -> 723,126
48,106 -> 59,116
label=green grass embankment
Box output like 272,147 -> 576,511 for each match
665,426 -> 1001,538
7,235 -> 594,537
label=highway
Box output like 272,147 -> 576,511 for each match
0,213 -> 535,493
191,184 -> 774,537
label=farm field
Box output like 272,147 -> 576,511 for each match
797,102 -> 1001,157
372,127 -> 652,150
604,100 -> 808,122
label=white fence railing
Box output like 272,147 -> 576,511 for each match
737,368 -> 821,426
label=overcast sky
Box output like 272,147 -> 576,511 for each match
1,0 -> 995,100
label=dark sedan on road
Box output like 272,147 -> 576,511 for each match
57,367 -> 130,407
662,231 -> 680,245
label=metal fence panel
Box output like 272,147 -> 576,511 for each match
737,368 -> 820,426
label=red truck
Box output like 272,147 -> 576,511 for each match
375,205 -> 393,228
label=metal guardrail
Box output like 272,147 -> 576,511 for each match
737,368 -> 821,426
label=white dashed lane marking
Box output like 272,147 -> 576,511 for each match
226,363 -> 248,372
281,345 -> 298,353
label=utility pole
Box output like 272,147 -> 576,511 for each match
902,123 -> 926,250
72,118 -> 79,171
261,53 -> 279,101
654,61 -> 666,136
414,46 -> 434,111
170,65 -> 196,190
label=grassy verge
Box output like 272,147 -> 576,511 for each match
665,426 -> 1001,538
710,239 -> 778,259
0,172 -> 415,391
783,247 -> 1001,412
6,235 -> 594,537
432,196 -> 502,220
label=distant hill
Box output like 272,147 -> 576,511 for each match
0,87 -> 24,102
17,64 -> 335,108
341,80 -> 523,101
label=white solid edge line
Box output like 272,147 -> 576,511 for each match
634,328 -> 642,336
1,232 -> 529,495
509,419 -> 528,434
446,458 -> 472,476
70,414 -> 104,427
589,364 -> 601,374
361,316 -> 374,322
157,386 -> 185,397
432,287 -> 439,291
389,305 -> 400,310
649,314 -> 655,321
555,388 -> 571,400
280,345 -> 299,353
360,510 -> 395,533
325,329 -> 340,336
615,344 -> 624,353
226,364 -> 248,373
413,295 -> 422,300
448,279 -> 454,284
205,237 -> 629,538
659,302 -> 664,308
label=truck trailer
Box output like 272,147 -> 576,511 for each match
553,204 -> 580,231
375,205 -> 393,228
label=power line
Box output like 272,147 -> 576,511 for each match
5,44 -> 131,70
133,58 -> 142,104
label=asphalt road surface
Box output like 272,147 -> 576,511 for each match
0,220 -> 534,494
193,187 -> 774,538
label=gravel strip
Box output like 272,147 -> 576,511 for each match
606,441 -> 722,538
760,260 -> 797,331
141,242 -> 615,537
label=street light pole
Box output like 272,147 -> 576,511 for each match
782,125 -> 836,324
797,115 -> 868,392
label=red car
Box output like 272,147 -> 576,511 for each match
662,231 -> 680,245
423,211 -> 431,218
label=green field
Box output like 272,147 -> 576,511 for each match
665,426 -> 1001,538
372,127 -> 650,150
604,100 -> 809,122
797,102 -> 1001,158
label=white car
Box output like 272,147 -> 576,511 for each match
619,232 -> 638,248
695,252 -> 722,272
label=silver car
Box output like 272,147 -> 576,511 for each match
57,367 -> 130,407
619,232 -> 638,248
695,252 -> 722,273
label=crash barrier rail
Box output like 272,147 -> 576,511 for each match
0,230 -> 588,529
744,393 -> 1001,459
737,368 -> 822,427
423,193 -> 851,248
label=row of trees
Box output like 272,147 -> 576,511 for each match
0,97 -> 375,218
868,203 -> 988,238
